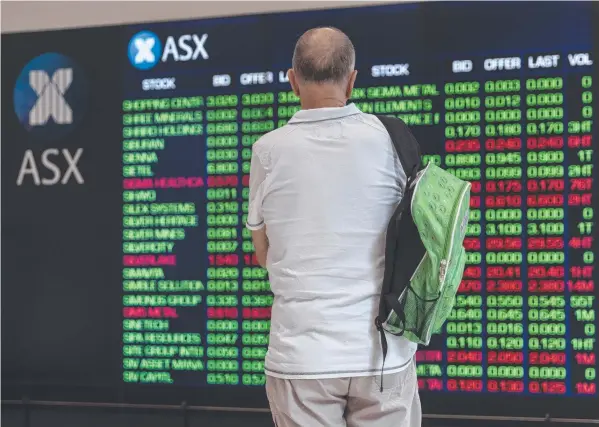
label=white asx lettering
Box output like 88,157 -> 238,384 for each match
16,148 -> 84,186
162,34 -> 208,62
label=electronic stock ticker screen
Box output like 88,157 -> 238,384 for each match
120,2 -> 598,408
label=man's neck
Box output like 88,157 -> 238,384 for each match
299,85 -> 347,110
301,98 -> 346,109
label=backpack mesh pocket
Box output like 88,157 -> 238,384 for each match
383,253 -> 441,344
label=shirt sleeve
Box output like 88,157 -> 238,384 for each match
246,149 -> 267,230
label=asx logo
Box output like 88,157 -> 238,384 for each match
128,30 -> 209,70
13,52 -> 87,141
13,52 -> 87,186
29,68 -> 73,126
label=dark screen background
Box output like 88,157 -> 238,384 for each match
2,1 -> 598,420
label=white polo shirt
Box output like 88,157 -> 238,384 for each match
246,103 -> 418,379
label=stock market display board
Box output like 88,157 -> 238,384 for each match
119,2 -> 598,402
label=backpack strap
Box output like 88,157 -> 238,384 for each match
375,115 -> 423,310
375,115 -> 422,183
374,115 -> 423,392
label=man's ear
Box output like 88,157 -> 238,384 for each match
346,70 -> 358,99
288,69 -> 300,97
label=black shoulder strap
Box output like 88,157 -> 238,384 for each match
375,114 -> 423,302
375,115 -> 422,182
374,115 -> 424,392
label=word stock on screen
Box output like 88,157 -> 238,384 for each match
120,3 -> 598,398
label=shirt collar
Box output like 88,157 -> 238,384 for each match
287,103 -> 361,124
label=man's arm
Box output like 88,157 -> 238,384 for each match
246,148 -> 269,268
252,227 -> 269,268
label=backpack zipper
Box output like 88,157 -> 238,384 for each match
440,182 -> 472,289
439,259 -> 448,284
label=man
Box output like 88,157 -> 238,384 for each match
246,27 -> 421,427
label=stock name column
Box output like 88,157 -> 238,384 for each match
122,96 -> 206,385
564,55 -> 597,396
524,54 -> 571,395
482,57 -> 527,394
238,72 -> 277,387
441,70 -> 485,393
204,90 -> 242,386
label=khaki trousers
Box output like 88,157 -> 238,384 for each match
266,360 -> 421,427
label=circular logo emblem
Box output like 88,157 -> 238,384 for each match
128,30 -> 162,70
13,52 -> 87,141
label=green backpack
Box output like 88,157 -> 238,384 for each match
374,116 -> 471,378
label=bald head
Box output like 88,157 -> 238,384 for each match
292,27 -> 355,84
